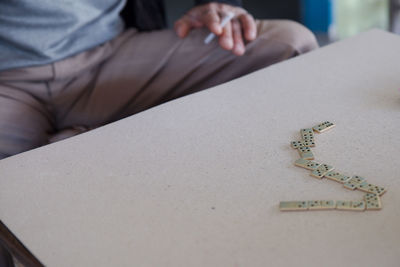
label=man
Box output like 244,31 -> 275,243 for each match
0,0 -> 318,159
0,0 -> 318,264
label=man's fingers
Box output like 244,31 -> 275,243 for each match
239,13 -> 257,41
231,19 -> 245,56
174,17 -> 192,38
219,21 -> 233,50
203,9 -> 222,35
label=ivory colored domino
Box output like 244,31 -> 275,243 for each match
297,146 -> 314,160
308,200 -> 335,210
344,175 -> 366,190
310,164 -> 334,179
279,201 -> 308,211
320,200 -> 336,210
336,200 -> 352,210
336,200 -> 365,211
307,200 -> 321,210
291,140 -> 316,149
364,193 -> 382,210
291,141 -> 302,149
324,171 -> 351,184
300,128 -> 314,141
358,182 -> 387,196
294,158 -> 320,170
351,201 -> 366,211
312,121 -> 335,133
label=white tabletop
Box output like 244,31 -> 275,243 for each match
1,29 -> 400,267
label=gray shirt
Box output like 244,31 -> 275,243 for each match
0,0 -> 126,71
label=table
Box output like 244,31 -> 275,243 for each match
1,29 -> 400,267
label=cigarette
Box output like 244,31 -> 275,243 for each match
204,12 -> 235,44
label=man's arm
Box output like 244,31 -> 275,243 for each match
174,1 -> 256,56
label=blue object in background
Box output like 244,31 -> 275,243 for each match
301,0 -> 334,33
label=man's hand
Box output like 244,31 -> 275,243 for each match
174,3 -> 257,56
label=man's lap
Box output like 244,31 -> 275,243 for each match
0,19 -> 318,159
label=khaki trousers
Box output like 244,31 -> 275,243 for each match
0,20 -> 318,159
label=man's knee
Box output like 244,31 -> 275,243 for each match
256,19 -> 319,55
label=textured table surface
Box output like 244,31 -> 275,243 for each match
1,30 -> 400,267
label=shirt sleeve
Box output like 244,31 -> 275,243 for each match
194,0 -> 242,7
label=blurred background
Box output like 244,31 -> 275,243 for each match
166,0 -> 400,46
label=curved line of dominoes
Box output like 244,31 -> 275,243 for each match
279,121 -> 387,212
